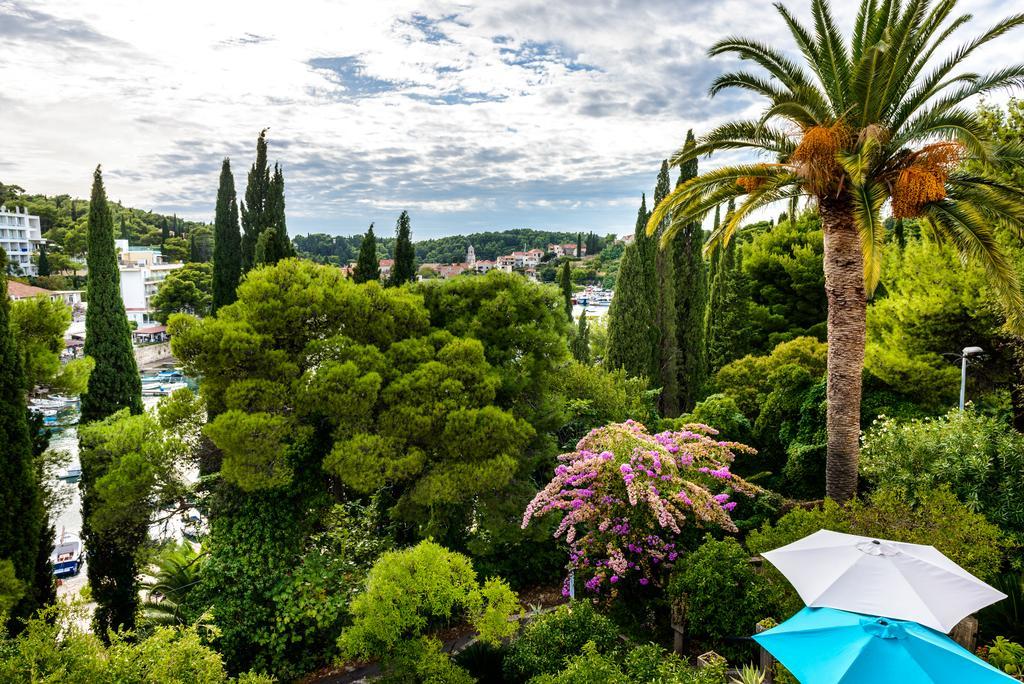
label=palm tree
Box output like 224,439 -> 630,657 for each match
650,0 -> 1024,502
140,542 -> 207,628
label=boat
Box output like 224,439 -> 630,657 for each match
157,369 -> 184,380
52,534 -> 85,579
141,382 -> 188,396
181,509 -> 209,541
57,467 -> 82,483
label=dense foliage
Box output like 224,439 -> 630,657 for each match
0,249 -> 46,632
151,263 -> 213,323
339,541 -> 519,683
212,158 -> 241,312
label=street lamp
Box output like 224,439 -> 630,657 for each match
959,346 -> 983,411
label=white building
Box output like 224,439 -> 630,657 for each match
466,244 -> 476,265
116,240 -> 183,326
0,205 -> 44,275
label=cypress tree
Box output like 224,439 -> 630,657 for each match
119,214 -> 129,241
576,233 -> 583,258
37,243 -> 50,276
352,224 -> 380,283
212,158 -> 241,312
240,129 -> 272,272
606,195 -> 657,380
79,167 -> 143,638
673,131 -> 709,411
0,247 -> 46,634
160,217 -> 169,243
390,211 -> 415,286
653,160 -> 679,417
704,200 -> 749,374
559,260 -> 573,319
258,163 -> 292,266
80,167 -> 143,423
570,312 -> 590,363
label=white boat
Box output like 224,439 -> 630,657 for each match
142,382 -> 188,396
57,467 -> 82,483
52,533 -> 85,579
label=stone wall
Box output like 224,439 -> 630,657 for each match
134,341 -> 174,367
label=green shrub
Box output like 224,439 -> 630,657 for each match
528,641 -> 629,684
0,603 -> 273,683
985,636 -> 1024,675
339,540 -> 519,683
503,601 -> 618,682
528,641 -> 723,684
675,394 -> 752,445
861,410 -> 1024,540
669,536 -> 772,662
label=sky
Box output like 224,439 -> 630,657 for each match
0,0 -> 1018,239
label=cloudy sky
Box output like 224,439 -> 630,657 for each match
1,0 -> 1018,238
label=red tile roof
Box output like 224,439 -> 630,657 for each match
7,281 -> 53,299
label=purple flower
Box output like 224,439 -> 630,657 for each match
723,502 -> 737,512
620,464 -> 633,474
639,578 -> 650,586
610,575 -> 619,584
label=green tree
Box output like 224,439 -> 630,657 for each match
151,263 -> 213,323
570,312 -> 590,364
653,159 -> 679,417
390,211 -> 416,286
606,195 -> 657,381
704,202 -> 751,373
79,166 -> 143,640
0,248 -> 46,633
36,244 -> 50,277
255,164 -> 292,267
80,166 -> 142,423
352,223 -> 380,283
10,296 -> 90,394
160,237 -> 189,263
673,131 -> 709,411
559,260 -> 572,319
240,129 -> 272,272
649,0 -> 1024,501
576,233 -> 583,258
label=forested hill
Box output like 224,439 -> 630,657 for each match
294,228 -> 613,265
0,182 -> 210,261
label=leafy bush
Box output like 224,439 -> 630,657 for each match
675,394 -> 752,446
338,541 -> 519,683
0,603 -> 273,683
552,361 -> 656,449
669,536 -> 772,662
985,636 -> 1024,675
522,421 -> 760,594
502,601 -> 618,682
712,337 -> 826,420
861,410 -> 1024,539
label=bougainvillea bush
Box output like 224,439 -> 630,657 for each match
522,420 -> 759,595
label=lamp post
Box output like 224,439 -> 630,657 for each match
959,346 -> 983,411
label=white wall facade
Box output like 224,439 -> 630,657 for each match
0,206 -> 43,275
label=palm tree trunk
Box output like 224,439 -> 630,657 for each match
819,195 -> 866,502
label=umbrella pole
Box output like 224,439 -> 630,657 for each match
754,622 -> 776,683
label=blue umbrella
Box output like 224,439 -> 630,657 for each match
753,607 -> 1016,683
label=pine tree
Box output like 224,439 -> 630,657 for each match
559,260 -> 573,319
37,243 -> 50,276
570,312 -> 590,363
212,158 -> 241,312
79,167 -> 143,638
673,131 -> 709,411
606,195 -> 657,380
653,160 -> 679,417
240,129 -> 272,272
0,247 -> 46,634
352,224 -> 380,283
390,211 -> 416,286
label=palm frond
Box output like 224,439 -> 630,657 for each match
923,200 -> 1024,332
850,180 -> 888,294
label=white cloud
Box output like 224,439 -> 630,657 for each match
0,0 -> 1019,237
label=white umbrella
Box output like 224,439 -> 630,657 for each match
762,529 -> 1006,633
